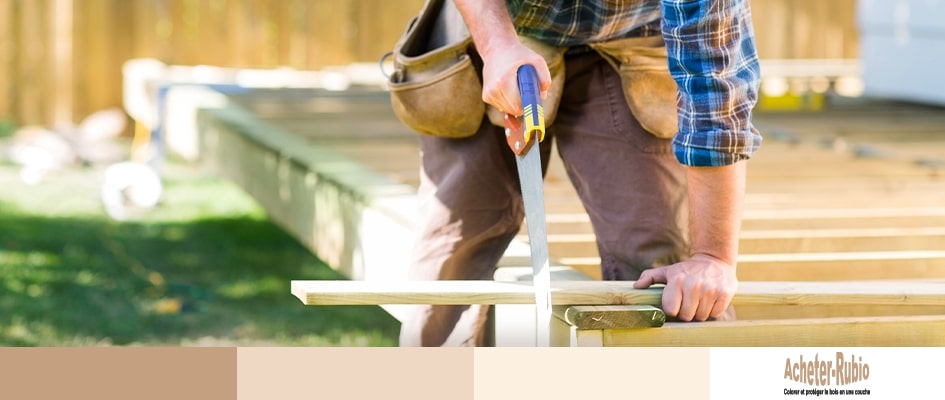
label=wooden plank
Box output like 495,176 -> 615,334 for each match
195,0 -> 225,67
748,162 -> 937,179
733,304 -> 945,320
743,193 -> 945,209
536,207 -> 945,224
352,0 -> 424,64
0,0 -> 14,119
290,280 -> 945,307
284,0 -> 309,68
50,0 -> 74,125
682,202 -> 945,220
549,315 -> 579,347
742,216 -> 945,230
306,0 -> 355,67
553,305 -> 665,330
16,0 -> 47,125
572,328 -> 605,347
739,228 -> 945,253
788,0 -> 812,59
557,251 -> 945,282
750,0 -> 791,59
129,0 -> 159,59
168,0 -> 191,64
596,315 -> 945,347
745,180 -> 945,194
73,0 -> 108,120
528,227 -> 945,256
743,207 -> 945,220
737,251 -> 945,281
225,0 -> 251,67
253,0 -> 278,67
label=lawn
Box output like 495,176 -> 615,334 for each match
0,155 -> 400,346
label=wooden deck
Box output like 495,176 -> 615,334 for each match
193,86 -> 945,346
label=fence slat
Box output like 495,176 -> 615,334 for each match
17,0 -> 49,125
0,0 -> 16,121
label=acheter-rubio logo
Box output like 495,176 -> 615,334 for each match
784,352 -> 870,387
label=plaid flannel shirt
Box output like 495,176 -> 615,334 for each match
507,0 -> 763,167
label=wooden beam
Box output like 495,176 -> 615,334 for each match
539,207 -> 945,224
290,280 -> 945,307
550,314 -> 582,347
737,251 -> 945,281
558,251 -> 945,281
50,0 -> 74,125
739,227 -> 945,253
733,304 -> 945,320
530,227 -> 945,256
292,280 -> 659,306
742,207 -> 945,220
592,315 -> 945,347
552,305 -> 665,330
742,216 -> 945,230
744,192 -> 945,209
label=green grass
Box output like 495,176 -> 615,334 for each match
0,159 -> 400,346
0,119 -> 16,138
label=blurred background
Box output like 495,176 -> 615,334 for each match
0,0 -> 942,347
0,0 -> 869,129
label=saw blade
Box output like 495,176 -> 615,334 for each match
515,143 -> 552,347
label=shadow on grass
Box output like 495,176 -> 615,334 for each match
0,208 -> 400,346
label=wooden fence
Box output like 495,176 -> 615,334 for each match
1,0 -> 859,128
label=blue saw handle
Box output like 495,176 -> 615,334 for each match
517,64 -> 545,144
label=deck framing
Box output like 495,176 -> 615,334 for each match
179,83 -> 945,348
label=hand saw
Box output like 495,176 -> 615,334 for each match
504,64 -> 552,347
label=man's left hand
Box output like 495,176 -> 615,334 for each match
632,254 -> 737,321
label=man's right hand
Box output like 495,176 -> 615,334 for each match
479,41 -> 552,117
453,0 -> 552,117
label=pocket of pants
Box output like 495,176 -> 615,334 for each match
590,36 -> 679,140
387,0 -> 485,138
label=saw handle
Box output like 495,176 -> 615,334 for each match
505,64 -> 546,156
517,64 -> 546,144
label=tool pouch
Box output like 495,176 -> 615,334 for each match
589,35 -> 679,139
485,36 -> 566,129
386,0 -> 483,138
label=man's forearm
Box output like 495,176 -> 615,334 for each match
633,161 -> 745,320
453,0 -> 518,59
452,0 -> 550,115
685,161 -> 746,267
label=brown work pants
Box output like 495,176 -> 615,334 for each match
398,50 -> 689,347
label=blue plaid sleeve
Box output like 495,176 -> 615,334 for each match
661,0 -> 763,167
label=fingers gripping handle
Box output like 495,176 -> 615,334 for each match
505,64 -> 546,156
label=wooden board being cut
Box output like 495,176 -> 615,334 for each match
291,280 -> 945,307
